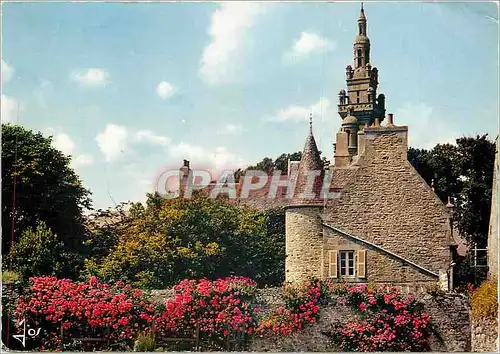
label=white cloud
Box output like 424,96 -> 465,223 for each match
133,130 -> 171,146
71,68 -> 110,87
156,81 -> 176,99
96,124 -> 129,162
218,123 -> 243,135
72,154 -> 94,167
284,32 -> 334,63
1,94 -> 19,123
168,142 -> 246,175
53,132 -> 75,155
394,102 -> 460,149
267,97 -> 331,122
1,59 -> 14,83
44,128 -> 94,167
200,3 -> 265,85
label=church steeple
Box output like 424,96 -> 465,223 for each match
337,3 -> 386,150
354,3 -> 370,69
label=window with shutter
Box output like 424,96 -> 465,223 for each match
357,249 -> 366,278
328,250 -> 338,278
339,251 -> 355,276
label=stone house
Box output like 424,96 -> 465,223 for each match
285,6 -> 457,291
175,6 -> 458,291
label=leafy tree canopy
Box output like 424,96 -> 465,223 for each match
83,192 -> 285,289
408,134 -> 495,248
1,124 -> 92,265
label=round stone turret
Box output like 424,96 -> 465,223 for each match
285,115 -> 324,283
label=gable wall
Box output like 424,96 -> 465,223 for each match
324,132 -> 453,277
322,227 -> 436,286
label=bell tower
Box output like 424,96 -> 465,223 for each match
337,3 -> 386,129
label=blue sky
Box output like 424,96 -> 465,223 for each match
1,1 -> 498,211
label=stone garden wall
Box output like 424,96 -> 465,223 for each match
151,287 -> 472,352
471,318 -> 498,352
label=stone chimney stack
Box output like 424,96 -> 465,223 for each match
334,131 -> 350,167
179,159 -> 191,195
387,113 -> 394,126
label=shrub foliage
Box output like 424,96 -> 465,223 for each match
470,278 -> 498,321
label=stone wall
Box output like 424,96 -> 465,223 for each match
250,289 -> 471,352
150,287 -> 472,352
472,318 -> 499,352
322,227 -> 436,284
323,132 -> 454,285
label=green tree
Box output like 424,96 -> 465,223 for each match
408,135 -> 494,248
8,222 -> 65,282
245,150 -> 329,176
408,135 -> 495,285
454,135 -> 495,248
1,124 -> 92,258
85,192 -> 285,288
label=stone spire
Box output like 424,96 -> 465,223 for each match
302,114 -> 323,171
291,115 -> 324,205
337,4 -> 386,133
359,3 -> 366,23
354,2 -> 370,69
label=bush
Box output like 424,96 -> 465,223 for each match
2,271 -> 20,284
258,280 -> 328,335
8,222 -> 64,282
471,278 -> 498,321
329,283 -> 433,352
14,276 -> 156,351
155,276 -> 259,350
84,193 -> 285,289
133,331 -> 157,352
425,282 -> 446,297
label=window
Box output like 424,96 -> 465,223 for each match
328,249 -> 366,279
359,23 -> 362,35
340,251 -> 355,276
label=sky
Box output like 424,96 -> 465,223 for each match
1,1 -> 499,211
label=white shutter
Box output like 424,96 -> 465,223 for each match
357,249 -> 366,278
328,250 -> 338,278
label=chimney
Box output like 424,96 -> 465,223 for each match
387,113 -> 394,126
334,131 -> 350,167
357,129 -> 366,156
374,117 -> 380,127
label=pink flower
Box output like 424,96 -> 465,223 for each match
359,302 -> 367,311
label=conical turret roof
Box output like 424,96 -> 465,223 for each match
290,115 -> 325,206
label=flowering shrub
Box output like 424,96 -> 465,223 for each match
155,276 -> 259,350
258,280 -> 328,335
329,283 -> 433,351
14,276 -> 156,351
471,279 -> 498,321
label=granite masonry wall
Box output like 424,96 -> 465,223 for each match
151,287 -> 472,352
250,289 -> 471,352
323,132 -> 454,286
471,317 -> 499,352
